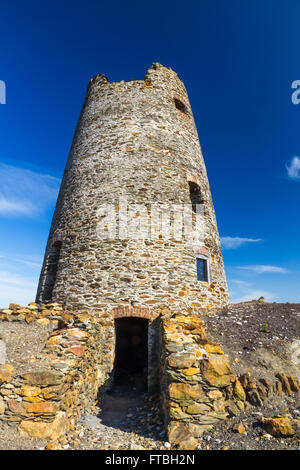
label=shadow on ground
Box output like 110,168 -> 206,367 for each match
93,383 -> 165,440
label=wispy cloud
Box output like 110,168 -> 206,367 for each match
221,236 -> 262,249
0,198 -> 35,215
0,163 -> 60,216
0,253 -> 42,307
232,290 -> 276,303
286,156 -> 300,180
0,253 -> 43,269
238,265 -> 289,273
230,279 -> 252,289
229,279 -> 276,303
0,271 -> 38,308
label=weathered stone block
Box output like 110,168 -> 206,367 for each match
203,343 -> 224,355
167,352 -> 196,369
201,355 -> 234,387
17,385 -> 42,397
22,371 -> 62,386
182,367 -> 200,376
18,411 -> 69,440
184,402 -> 211,414
0,364 -> 14,384
23,401 -> 59,414
168,420 -> 192,445
169,383 -> 204,401
0,396 -> 6,415
261,417 -> 300,437
233,379 -> 246,401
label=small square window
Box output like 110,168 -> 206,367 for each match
196,258 -> 209,282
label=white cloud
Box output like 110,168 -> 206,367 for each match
0,198 -> 35,215
0,271 -> 38,308
0,253 -> 43,269
238,265 -> 289,273
232,289 -> 276,303
0,271 -> 36,288
0,163 -> 60,216
286,156 -> 300,180
221,236 -> 262,249
0,253 -> 42,308
231,279 -> 252,288
228,279 -> 276,303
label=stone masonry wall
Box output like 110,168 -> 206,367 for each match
159,312 -> 300,450
0,303 -> 105,440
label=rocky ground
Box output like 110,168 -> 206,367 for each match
202,301 -> 300,382
197,394 -> 300,450
53,386 -> 300,451
0,421 -> 46,450
62,387 -> 167,450
1,387 -> 299,451
0,322 -> 55,374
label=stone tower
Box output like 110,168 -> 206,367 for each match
36,63 -> 229,389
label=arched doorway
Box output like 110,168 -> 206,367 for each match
114,317 -> 148,392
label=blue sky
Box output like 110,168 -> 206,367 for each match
0,0 -> 299,306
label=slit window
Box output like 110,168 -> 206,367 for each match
188,181 -> 203,212
174,98 -> 189,115
196,257 -> 209,282
44,240 -> 62,301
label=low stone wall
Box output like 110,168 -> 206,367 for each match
0,306 -> 105,440
159,313 -> 300,449
0,302 -> 65,325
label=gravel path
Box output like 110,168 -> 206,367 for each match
61,387 -> 168,450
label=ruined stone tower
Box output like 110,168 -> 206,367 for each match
36,63 -> 229,390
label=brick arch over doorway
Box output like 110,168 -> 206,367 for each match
111,306 -> 160,393
111,305 -> 159,321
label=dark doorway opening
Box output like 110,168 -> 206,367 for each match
114,318 -> 148,392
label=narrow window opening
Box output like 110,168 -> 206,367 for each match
196,257 -> 209,282
174,98 -> 189,115
188,181 -> 203,212
43,240 -> 62,301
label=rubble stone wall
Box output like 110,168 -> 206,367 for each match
159,313 -> 300,449
0,303 -> 105,440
